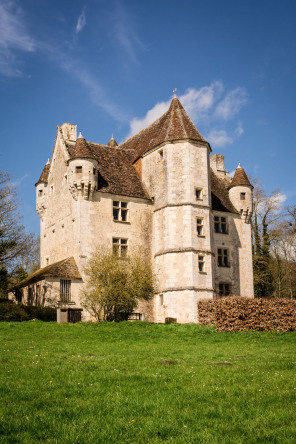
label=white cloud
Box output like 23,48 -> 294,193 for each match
76,10 -> 86,34
215,87 -> 248,120
126,82 -> 248,140
0,1 -> 35,76
207,129 -> 233,147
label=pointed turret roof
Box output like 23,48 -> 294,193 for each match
35,162 -> 50,185
71,135 -> 93,158
107,136 -> 118,147
229,163 -> 253,189
119,96 -> 210,160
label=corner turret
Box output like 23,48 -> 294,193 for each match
228,163 -> 253,222
68,134 -> 98,200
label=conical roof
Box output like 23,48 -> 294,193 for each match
119,96 -> 209,160
71,136 -> 93,158
229,164 -> 253,189
107,137 -> 118,147
35,162 -> 50,185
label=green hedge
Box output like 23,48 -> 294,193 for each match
0,300 -> 56,322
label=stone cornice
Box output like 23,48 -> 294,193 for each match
160,286 -> 215,293
154,202 -> 211,213
154,247 -> 215,257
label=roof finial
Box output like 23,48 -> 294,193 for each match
173,88 -> 177,97
78,131 -> 84,139
238,162 -> 242,168
46,158 -> 50,165
111,133 -> 114,139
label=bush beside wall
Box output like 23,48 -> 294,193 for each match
198,297 -> 296,332
0,300 -> 56,322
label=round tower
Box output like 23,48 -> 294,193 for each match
228,163 -> 253,222
68,133 -> 98,200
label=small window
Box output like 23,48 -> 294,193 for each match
93,168 -> 96,175
218,249 -> 230,267
240,192 -> 246,200
60,280 -> 71,302
218,283 -> 231,297
159,150 -> 163,159
46,258 -> 49,265
76,166 -> 82,173
112,238 -> 128,257
198,255 -> 205,272
113,201 -> 128,222
196,218 -> 203,236
38,189 -> 43,197
128,313 -> 142,321
214,216 -> 228,234
159,294 -> 163,305
195,188 -> 202,200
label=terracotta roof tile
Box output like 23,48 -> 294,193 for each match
118,97 -> 210,160
229,165 -> 252,189
211,169 -> 238,213
35,163 -> 50,185
11,257 -> 82,289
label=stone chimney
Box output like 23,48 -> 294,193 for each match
61,123 -> 77,142
210,154 -> 229,180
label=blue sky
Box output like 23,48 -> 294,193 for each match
1,0 -> 296,235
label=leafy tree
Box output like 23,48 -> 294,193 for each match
80,249 -> 157,321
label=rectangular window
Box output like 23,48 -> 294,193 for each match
218,283 -> 231,297
112,238 -> 128,257
93,168 -> 96,175
198,255 -> 205,272
214,216 -> 228,234
113,201 -> 128,222
240,192 -> 246,200
195,188 -> 202,200
38,189 -> 43,197
217,249 -> 230,267
196,218 -> 203,236
76,166 -> 82,173
60,280 -> 71,302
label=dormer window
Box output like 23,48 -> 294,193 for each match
76,166 -> 82,173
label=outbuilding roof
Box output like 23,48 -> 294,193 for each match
10,257 -> 82,289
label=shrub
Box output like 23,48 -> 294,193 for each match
21,305 -> 56,322
0,302 -> 29,322
198,297 -> 296,332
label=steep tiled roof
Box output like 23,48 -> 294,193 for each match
107,137 -> 118,147
35,163 -> 50,185
211,169 -> 238,213
10,257 -> 82,289
68,140 -> 148,199
229,164 -> 253,189
118,97 -> 209,160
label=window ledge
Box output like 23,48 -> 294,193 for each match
214,232 -> 229,235
113,220 -> 131,224
197,235 -> 206,238
217,265 -> 231,268
58,301 -> 76,305
199,271 -> 207,274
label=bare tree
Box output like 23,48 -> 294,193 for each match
0,169 -> 38,295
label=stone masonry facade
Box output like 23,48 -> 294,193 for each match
16,97 -> 254,322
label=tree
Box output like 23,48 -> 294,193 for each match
0,169 -> 38,296
251,180 -> 284,298
80,249 -> 157,321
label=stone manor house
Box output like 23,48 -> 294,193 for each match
13,96 -> 254,323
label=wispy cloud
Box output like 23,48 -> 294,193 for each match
112,1 -> 145,64
127,82 -> 248,141
76,9 -> 86,34
0,0 -> 35,76
215,87 -> 248,120
207,129 -> 233,147
11,173 -> 29,187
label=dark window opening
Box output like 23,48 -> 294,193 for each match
198,255 -> 205,272
240,192 -> 246,200
218,249 -> 229,267
195,188 -> 202,200
60,280 -> 71,302
76,166 -> 82,173
112,238 -> 128,257
219,283 -> 230,297
113,201 -> 128,222
214,216 -> 228,234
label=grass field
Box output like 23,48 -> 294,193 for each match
0,321 -> 295,443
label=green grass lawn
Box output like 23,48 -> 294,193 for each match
0,322 -> 295,443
